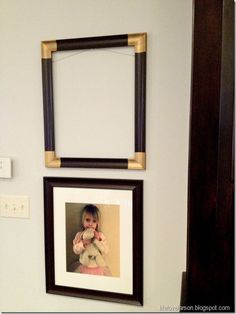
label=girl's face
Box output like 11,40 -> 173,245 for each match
83,213 -> 98,230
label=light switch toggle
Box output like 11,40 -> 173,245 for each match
0,195 -> 30,218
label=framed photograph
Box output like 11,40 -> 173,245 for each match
41,33 -> 146,169
44,177 -> 143,305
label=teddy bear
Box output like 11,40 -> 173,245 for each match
79,228 -> 106,267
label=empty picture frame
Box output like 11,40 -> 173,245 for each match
41,33 -> 146,169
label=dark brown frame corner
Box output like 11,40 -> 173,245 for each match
41,33 -> 147,169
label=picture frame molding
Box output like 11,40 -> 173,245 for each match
44,176 -> 143,305
41,33 -> 147,170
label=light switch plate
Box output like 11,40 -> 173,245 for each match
0,158 -> 12,178
0,195 -> 30,218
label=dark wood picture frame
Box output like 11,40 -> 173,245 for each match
44,176 -> 143,305
41,33 -> 146,169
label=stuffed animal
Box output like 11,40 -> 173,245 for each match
79,228 -> 106,267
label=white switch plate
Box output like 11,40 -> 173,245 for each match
0,157 -> 12,178
0,195 -> 30,218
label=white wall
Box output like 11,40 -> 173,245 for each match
0,0 -> 192,312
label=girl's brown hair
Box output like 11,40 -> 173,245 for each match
81,204 -> 100,231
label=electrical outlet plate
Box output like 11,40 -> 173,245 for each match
0,157 -> 12,178
0,195 -> 30,218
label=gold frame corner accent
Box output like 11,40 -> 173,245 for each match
41,41 -> 57,59
128,33 -> 147,53
128,152 -> 146,170
45,151 -> 61,168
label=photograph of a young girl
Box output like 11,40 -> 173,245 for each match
66,203 -> 120,278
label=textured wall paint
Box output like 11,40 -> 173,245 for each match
0,0 -> 192,311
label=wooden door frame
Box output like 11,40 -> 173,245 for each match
181,0 -> 234,311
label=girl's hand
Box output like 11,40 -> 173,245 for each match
73,243 -> 84,254
82,239 -> 91,247
94,231 -> 100,240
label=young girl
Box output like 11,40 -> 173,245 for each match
73,204 -> 111,276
